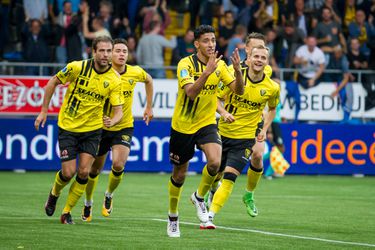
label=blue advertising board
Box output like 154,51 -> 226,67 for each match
0,118 -> 374,175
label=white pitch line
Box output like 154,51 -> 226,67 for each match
152,219 -> 375,248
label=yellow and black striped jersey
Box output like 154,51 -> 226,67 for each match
56,59 -> 123,133
218,62 -> 280,139
103,64 -> 147,131
172,54 -> 235,134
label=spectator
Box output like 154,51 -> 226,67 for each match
142,0 -> 171,35
82,5 -> 111,42
324,45 -> 352,123
342,0 -> 357,32
293,36 -> 325,89
48,0 -> 80,25
65,5 -> 82,62
98,0 -> 114,33
313,6 -> 347,59
126,35 -> 138,65
347,37 -> 368,80
348,9 -> 375,58
218,10 -> 236,60
22,19 -> 49,75
287,0 -> 315,36
265,28 -> 280,78
253,0 -> 285,30
225,24 -> 247,63
316,0 -> 342,24
236,0 -> 256,32
136,20 -> 176,78
23,0 -> 48,23
171,28 -> 195,65
55,0 -> 76,63
275,21 -> 305,68
112,16 -> 133,39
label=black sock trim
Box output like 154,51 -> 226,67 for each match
76,175 -> 88,184
112,168 -> 124,176
250,164 -> 263,173
170,177 -> 183,188
194,192 -> 204,202
89,173 -> 98,179
169,215 -> 178,221
223,172 -> 238,182
58,170 -> 68,182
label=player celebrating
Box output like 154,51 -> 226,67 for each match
81,38 -> 154,222
35,36 -> 124,224
203,45 -> 280,229
167,25 -> 244,237
205,32 -> 272,216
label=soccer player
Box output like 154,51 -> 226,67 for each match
35,36 -> 124,224
167,24 -> 244,237
202,45 -> 279,229
205,32 -> 272,215
81,38 -> 154,222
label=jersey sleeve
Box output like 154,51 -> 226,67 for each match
268,82 -> 280,109
177,58 -> 194,89
219,61 -> 235,86
109,77 -> 124,106
55,61 -> 80,85
135,66 -> 148,82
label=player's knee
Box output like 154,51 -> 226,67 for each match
112,161 -> 125,171
252,150 -> 263,162
77,168 -> 89,180
207,160 -> 220,174
223,172 -> 238,182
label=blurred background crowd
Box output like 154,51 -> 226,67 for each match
0,0 -> 374,114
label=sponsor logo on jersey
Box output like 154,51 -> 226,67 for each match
104,81 -> 109,88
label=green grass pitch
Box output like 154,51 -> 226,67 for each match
0,172 -> 374,249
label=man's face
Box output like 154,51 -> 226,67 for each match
245,38 -> 265,59
250,48 -> 269,73
225,12 -> 234,25
112,43 -> 128,66
306,37 -> 317,50
194,32 -> 216,57
185,30 -> 194,43
322,9 -> 332,22
93,41 -> 113,68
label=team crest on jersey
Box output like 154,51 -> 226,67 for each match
215,70 -> 220,77
129,79 -> 134,85
103,81 -> 109,88
245,148 -> 251,159
260,89 -> 266,96
122,135 -> 130,142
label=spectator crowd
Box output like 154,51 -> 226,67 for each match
0,0 -> 374,118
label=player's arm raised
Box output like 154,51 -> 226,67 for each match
184,51 -> 222,100
34,76 -> 61,131
143,73 -> 154,125
228,48 -> 244,95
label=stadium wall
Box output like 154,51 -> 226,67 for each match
0,119 -> 374,175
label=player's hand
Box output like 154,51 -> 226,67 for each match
331,90 -> 339,97
222,112 -> 235,123
34,112 -> 47,131
256,129 -> 266,142
230,48 -> 241,72
205,51 -> 222,75
103,115 -> 114,128
143,107 -> 153,125
308,79 -> 315,88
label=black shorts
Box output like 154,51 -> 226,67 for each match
97,127 -> 134,156
169,124 -> 221,165
271,122 -> 283,146
219,136 -> 256,173
58,127 -> 102,162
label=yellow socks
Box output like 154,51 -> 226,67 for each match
107,167 -> 124,194
197,165 -> 217,198
63,176 -> 88,214
168,177 -> 183,215
85,173 -> 99,205
246,165 -> 263,192
210,179 -> 234,214
51,171 -> 70,196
